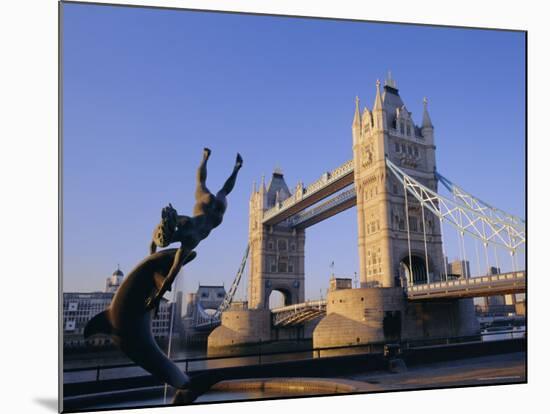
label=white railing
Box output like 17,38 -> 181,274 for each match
271,300 -> 327,326
271,299 -> 326,314
407,271 -> 525,296
262,159 -> 354,223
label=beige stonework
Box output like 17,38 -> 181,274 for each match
314,288 -> 404,347
209,76 -> 479,352
248,172 -> 305,309
312,287 -> 479,351
353,79 -> 444,288
207,308 -> 271,349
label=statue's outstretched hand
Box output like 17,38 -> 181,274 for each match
235,153 -> 243,170
145,293 -> 162,314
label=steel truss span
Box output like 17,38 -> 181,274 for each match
386,158 -> 525,254
193,159 -> 525,329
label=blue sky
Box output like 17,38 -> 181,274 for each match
62,3 -> 525,304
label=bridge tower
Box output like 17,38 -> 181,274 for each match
353,75 -> 444,288
313,76 -> 478,351
247,170 -> 305,309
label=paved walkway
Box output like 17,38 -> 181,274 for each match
343,352 -> 526,391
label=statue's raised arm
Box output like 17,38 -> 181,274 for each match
146,148 -> 243,311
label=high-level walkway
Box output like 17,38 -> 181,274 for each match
262,159 -> 354,226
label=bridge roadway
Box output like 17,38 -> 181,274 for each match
271,300 -> 326,327
192,272 -> 525,329
271,272 -> 525,327
406,271 -> 525,300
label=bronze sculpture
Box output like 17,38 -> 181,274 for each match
84,249 -> 197,403
146,148 -> 243,311
84,148 -> 242,404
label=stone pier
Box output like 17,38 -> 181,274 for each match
313,287 -> 479,355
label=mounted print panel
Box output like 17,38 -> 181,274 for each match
60,1 -> 526,412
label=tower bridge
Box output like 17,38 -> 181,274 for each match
204,75 -> 525,351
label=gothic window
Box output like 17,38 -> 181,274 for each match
395,142 -> 400,152
409,217 -> 418,232
278,260 -> 288,273
400,121 -> 405,134
401,143 -> 406,153
290,243 -> 296,252
277,239 -> 287,251
414,146 -> 419,157
408,146 -> 413,155
406,124 -> 411,136
268,241 -> 274,250
289,263 -> 294,273
270,260 -> 277,273
399,219 -> 404,230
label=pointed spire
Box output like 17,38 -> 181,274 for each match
252,180 -> 257,193
422,97 -> 433,129
353,96 -> 361,127
373,79 -> 383,111
260,174 -> 266,192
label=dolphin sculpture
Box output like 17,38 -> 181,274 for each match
84,248 -> 198,404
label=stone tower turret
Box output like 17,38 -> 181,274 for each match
353,75 -> 444,288
247,170 -> 305,309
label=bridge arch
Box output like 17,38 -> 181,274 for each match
399,253 -> 431,285
266,287 -> 294,309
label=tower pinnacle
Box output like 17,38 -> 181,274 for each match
422,97 -> 433,129
373,79 -> 383,111
353,96 -> 361,127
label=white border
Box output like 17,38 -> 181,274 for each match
1,0 -> 547,413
